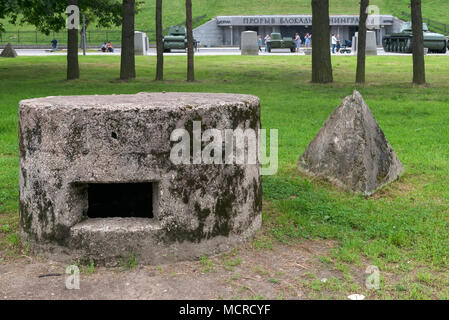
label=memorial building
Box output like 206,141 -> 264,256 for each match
193,14 -> 403,47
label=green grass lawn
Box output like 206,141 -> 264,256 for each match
1,0 -> 448,39
0,54 -> 448,299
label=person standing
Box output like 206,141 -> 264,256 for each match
331,33 -> 337,54
336,34 -> 341,53
51,38 -> 58,52
258,35 -> 263,52
305,33 -> 311,48
295,33 -> 301,53
264,34 -> 271,52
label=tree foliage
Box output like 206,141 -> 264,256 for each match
3,0 -> 123,34
0,0 -> 19,32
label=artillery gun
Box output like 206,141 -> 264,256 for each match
383,21 -> 447,54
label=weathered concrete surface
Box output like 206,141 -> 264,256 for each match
134,31 -> 149,55
241,31 -> 259,56
365,31 -> 378,56
0,43 -> 18,58
19,92 -> 262,266
298,91 -> 404,195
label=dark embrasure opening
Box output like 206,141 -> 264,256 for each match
87,183 -> 154,219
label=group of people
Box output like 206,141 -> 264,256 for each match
261,34 -> 270,52
101,41 -> 115,53
257,32 -> 347,54
49,39 -> 115,53
258,34 -> 267,52
294,33 -> 312,52
331,34 -> 346,54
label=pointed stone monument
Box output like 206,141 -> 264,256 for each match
298,91 -> 404,195
0,43 -> 18,58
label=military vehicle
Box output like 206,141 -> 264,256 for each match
163,26 -> 188,52
383,21 -> 447,54
266,33 -> 296,52
163,25 -> 199,52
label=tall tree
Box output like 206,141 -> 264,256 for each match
67,0 -> 80,80
186,0 -> 194,82
411,0 -> 426,85
311,0 -> 333,83
356,0 -> 369,84
120,0 -> 136,80
155,0 -> 163,80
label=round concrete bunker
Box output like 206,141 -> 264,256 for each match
19,92 -> 262,265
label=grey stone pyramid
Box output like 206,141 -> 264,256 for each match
298,90 -> 404,195
0,43 -> 18,58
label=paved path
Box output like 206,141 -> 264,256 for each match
4,47 -> 449,57
10,49 -> 122,56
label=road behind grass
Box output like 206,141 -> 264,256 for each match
0,55 -> 448,299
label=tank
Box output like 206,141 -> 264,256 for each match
163,26 -> 188,52
383,21 -> 447,54
266,33 -> 296,53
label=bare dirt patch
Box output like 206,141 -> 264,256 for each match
0,239 -> 339,300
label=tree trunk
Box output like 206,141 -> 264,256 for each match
411,0 -> 426,85
120,0 -> 136,80
186,0 -> 194,82
155,0 -> 164,81
311,0 -> 333,83
67,0 -> 80,80
356,0 -> 369,84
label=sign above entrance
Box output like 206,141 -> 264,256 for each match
216,15 -> 393,27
